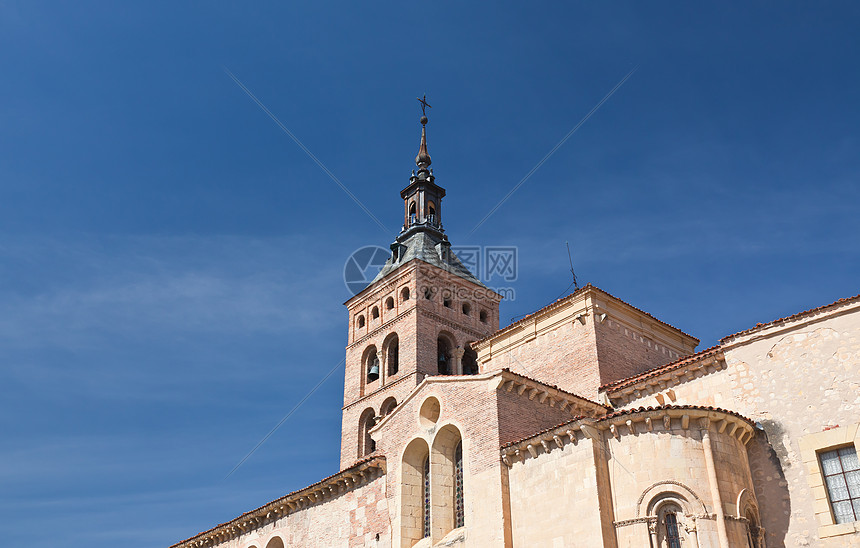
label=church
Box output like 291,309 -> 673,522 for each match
171,109 -> 860,548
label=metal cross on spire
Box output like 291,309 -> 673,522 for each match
417,94 -> 432,118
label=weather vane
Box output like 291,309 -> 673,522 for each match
417,94 -> 432,117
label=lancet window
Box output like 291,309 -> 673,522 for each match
437,337 -> 451,375
664,512 -> 681,548
423,456 -> 431,538
454,441 -> 464,528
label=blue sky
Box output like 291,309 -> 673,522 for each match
1,2 -> 858,546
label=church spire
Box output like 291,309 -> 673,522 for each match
414,95 -> 432,173
400,95 -> 444,234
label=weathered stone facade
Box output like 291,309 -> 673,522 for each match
171,115 -> 859,548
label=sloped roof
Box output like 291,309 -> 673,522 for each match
500,404 -> 755,450
498,368 -> 610,412
369,229 -> 486,288
369,369 -> 608,437
474,283 -> 699,347
719,293 -> 860,344
599,346 -> 723,393
170,455 -> 385,548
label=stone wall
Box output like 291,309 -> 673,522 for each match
607,297 -> 860,546
507,433 -> 605,547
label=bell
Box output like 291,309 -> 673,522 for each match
368,364 -> 380,381
438,353 -> 447,363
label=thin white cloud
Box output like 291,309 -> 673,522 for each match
0,234 -> 347,350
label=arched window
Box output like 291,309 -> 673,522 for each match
385,333 -> 399,376
746,510 -> 760,548
461,302 -> 471,316
357,315 -> 365,328
365,346 -> 380,382
454,441 -> 464,528
424,287 -> 433,300
463,344 -> 479,375
388,340 -> 399,375
664,512 -> 681,548
431,424 -> 463,538
371,306 -> 379,320
479,310 -> 488,323
265,537 -> 285,548
385,296 -> 394,310
423,456 -> 431,538
401,438 -> 431,546
437,337 -> 451,375
401,287 -> 410,301
442,294 -> 452,308
427,201 -> 436,217
641,484 -> 702,548
359,408 -> 376,456
740,496 -> 761,548
380,397 -> 397,417
409,202 -> 417,216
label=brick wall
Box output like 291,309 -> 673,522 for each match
342,260 -> 500,468
476,286 -> 697,402
594,315 -> 689,387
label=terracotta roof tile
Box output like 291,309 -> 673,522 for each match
599,346 -> 722,393
719,293 -> 860,343
170,455 -> 385,548
500,415 -> 589,449
476,283 -> 699,347
500,404 -> 755,449
599,404 -> 754,424
499,367 -> 611,410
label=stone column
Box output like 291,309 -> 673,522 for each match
685,520 -> 700,548
648,519 -> 659,547
451,347 -> 465,375
700,418 -> 730,548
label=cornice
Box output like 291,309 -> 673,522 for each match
369,369 -> 608,436
474,284 -> 698,352
170,456 -> 386,548
600,348 -> 726,406
499,406 -> 756,468
342,372 -> 417,412
348,306 -> 417,349
344,260 -> 420,307
719,294 -> 860,347
418,308 -> 493,340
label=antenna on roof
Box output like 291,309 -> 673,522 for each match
566,241 -> 579,290
508,241 -> 581,324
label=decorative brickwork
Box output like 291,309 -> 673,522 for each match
172,114 -> 859,548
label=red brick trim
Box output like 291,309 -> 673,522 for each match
348,306 -> 417,349
170,456 -> 386,548
369,369 -> 609,436
342,371 -> 417,411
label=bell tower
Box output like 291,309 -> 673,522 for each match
401,107 -> 445,232
339,102 -> 503,468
